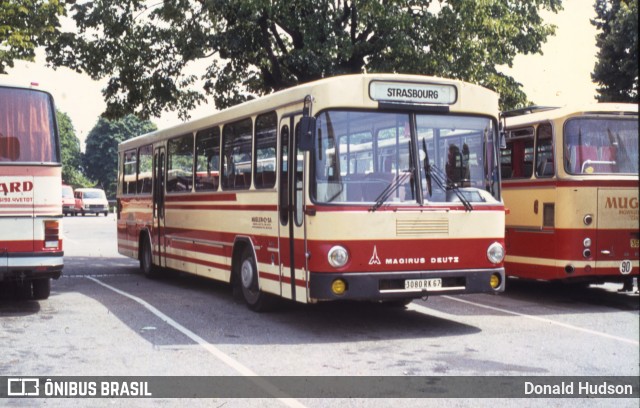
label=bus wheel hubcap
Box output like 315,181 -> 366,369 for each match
241,260 -> 254,289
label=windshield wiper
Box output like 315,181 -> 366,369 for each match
429,164 -> 473,212
369,170 -> 413,212
422,139 -> 432,197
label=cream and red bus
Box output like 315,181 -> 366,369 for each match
501,103 -> 639,284
117,74 -> 506,311
0,83 -> 63,299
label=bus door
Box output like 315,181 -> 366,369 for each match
153,146 -> 167,268
278,115 -> 307,301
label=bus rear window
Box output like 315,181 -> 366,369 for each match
0,87 -> 59,163
564,117 -> 638,175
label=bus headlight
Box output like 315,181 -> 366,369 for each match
583,238 -> 591,248
328,246 -> 349,268
487,242 -> 505,264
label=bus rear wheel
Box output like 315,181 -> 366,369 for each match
140,235 -> 159,278
32,278 -> 51,300
237,247 -> 274,312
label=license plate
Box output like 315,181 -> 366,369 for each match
404,278 -> 442,291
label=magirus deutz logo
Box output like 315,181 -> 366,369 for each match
368,245 -> 460,266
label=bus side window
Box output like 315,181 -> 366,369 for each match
195,126 -> 220,192
167,134 -> 194,193
222,118 -> 253,190
255,112 -> 277,189
505,127 -> 534,178
535,123 -> 554,178
123,149 -> 137,194
137,144 -> 153,194
500,146 -> 513,179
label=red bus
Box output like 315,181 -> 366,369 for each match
0,83 -> 63,299
117,74 -> 506,311
501,103 -> 639,284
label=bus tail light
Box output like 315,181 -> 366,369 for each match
44,220 -> 60,248
487,242 -> 505,264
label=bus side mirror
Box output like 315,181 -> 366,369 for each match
499,130 -> 507,149
498,119 -> 507,149
298,116 -> 316,152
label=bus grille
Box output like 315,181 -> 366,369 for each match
396,219 -> 449,236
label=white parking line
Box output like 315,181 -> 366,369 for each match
87,276 -> 307,407
409,298 -> 639,346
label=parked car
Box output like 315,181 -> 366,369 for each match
74,188 -> 109,216
62,184 -> 76,216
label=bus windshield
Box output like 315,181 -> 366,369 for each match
0,86 -> 59,163
564,117 -> 638,175
311,110 -> 500,205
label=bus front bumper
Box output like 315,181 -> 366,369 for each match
309,268 -> 505,301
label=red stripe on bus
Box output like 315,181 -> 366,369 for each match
163,193 -> 237,202
506,227 -> 639,262
160,252 -> 229,272
165,204 -> 277,211
0,166 -> 61,176
0,240 -> 62,252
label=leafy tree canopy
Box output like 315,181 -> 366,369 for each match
0,0 -> 65,74
83,114 -> 156,198
57,109 -> 93,188
591,0 -> 638,102
47,0 -> 562,115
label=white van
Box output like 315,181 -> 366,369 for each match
74,188 -> 109,216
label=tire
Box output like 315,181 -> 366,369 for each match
81,211 -> 85,216
237,247 -> 274,312
32,278 -> 51,300
140,234 -> 159,278
104,212 -> 108,216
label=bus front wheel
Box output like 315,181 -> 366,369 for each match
237,247 -> 274,312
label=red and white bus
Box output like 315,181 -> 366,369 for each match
501,103 -> 639,284
0,83 -> 63,299
117,74 -> 506,311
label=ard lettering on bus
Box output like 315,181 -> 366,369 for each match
0,84 -> 63,300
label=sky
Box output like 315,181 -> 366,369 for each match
4,0 -> 599,149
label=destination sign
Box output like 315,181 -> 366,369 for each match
369,81 -> 457,105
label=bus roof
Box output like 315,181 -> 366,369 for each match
119,73 -> 499,152
503,103 -> 639,128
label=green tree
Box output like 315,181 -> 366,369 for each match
0,0 -> 65,74
48,0 -> 562,114
57,110 -> 93,188
83,115 -> 156,198
591,0 -> 638,102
